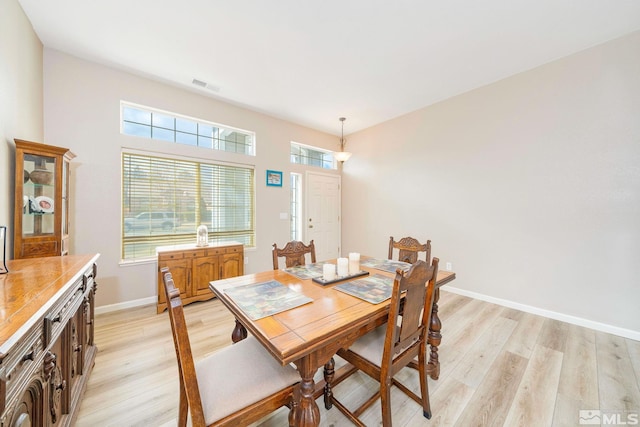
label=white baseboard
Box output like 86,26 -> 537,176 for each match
95,296 -> 156,315
444,286 -> 640,342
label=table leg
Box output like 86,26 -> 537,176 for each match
427,288 -> 442,380
231,318 -> 247,343
292,357 -> 321,427
323,357 -> 335,410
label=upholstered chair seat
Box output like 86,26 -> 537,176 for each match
197,336 -> 301,424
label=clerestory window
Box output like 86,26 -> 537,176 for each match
121,102 -> 255,156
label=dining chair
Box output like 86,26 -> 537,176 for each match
388,236 -> 431,264
329,258 -> 440,427
272,240 -> 316,269
161,267 -> 300,427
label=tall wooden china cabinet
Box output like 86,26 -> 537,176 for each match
13,139 -> 75,259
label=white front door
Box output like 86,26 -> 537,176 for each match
305,172 -> 341,262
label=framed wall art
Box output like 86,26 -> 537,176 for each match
266,170 -> 283,187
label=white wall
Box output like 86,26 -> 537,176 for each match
43,50 -> 338,308
0,0 -> 43,251
342,31 -> 640,337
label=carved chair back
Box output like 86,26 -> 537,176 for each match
272,240 -> 316,269
333,258 -> 440,426
383,259 -> 438,376
388,236 -> 431,264
162,267 -> 207,426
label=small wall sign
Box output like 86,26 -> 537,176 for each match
266,170 -> 283,187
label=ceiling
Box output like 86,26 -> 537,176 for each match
18,0 -> 640,135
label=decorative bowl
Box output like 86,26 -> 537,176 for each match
30,168 -> 53,185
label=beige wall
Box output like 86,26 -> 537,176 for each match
0,0 -> 43,251
43,49 -> 339,308
343,31 -> 640,337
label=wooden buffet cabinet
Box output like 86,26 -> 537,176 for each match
156,242 -> 243,313
0,254 -> 99,427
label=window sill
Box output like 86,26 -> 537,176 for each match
119,257 -> 157,267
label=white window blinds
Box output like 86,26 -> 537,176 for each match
122,152 -> 254,260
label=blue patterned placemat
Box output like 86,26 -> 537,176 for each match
224,280 -> 313,320
360,258 -> 411,274
334,274 -> 394,304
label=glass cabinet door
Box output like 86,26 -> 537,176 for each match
23,153 -> 57,237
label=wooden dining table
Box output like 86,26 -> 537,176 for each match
209,257 -> 456,427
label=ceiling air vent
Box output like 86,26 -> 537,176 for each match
192,78 -> 207,87
192,78 -> 220,92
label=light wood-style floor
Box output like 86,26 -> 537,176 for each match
75,291 -> 640,427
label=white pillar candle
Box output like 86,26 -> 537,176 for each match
323,263 -> 336,281
337,257 -> 349,277
348,252 -> 360,275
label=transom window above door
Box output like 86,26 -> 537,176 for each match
290,141 -> 336,169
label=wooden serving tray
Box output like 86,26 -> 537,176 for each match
312,270 -> 370,286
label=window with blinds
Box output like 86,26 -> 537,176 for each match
122,152 -> 255,260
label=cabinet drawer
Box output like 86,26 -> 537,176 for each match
44,283 -> 84,347
0,322 -> 44,411
82,264 -> 95,291
224,246 -> 243,254
159,252 -> 184,261
206,248 -> 224,256
185,250 -> 205,258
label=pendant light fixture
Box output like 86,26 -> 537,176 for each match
334,117 -> 352,163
